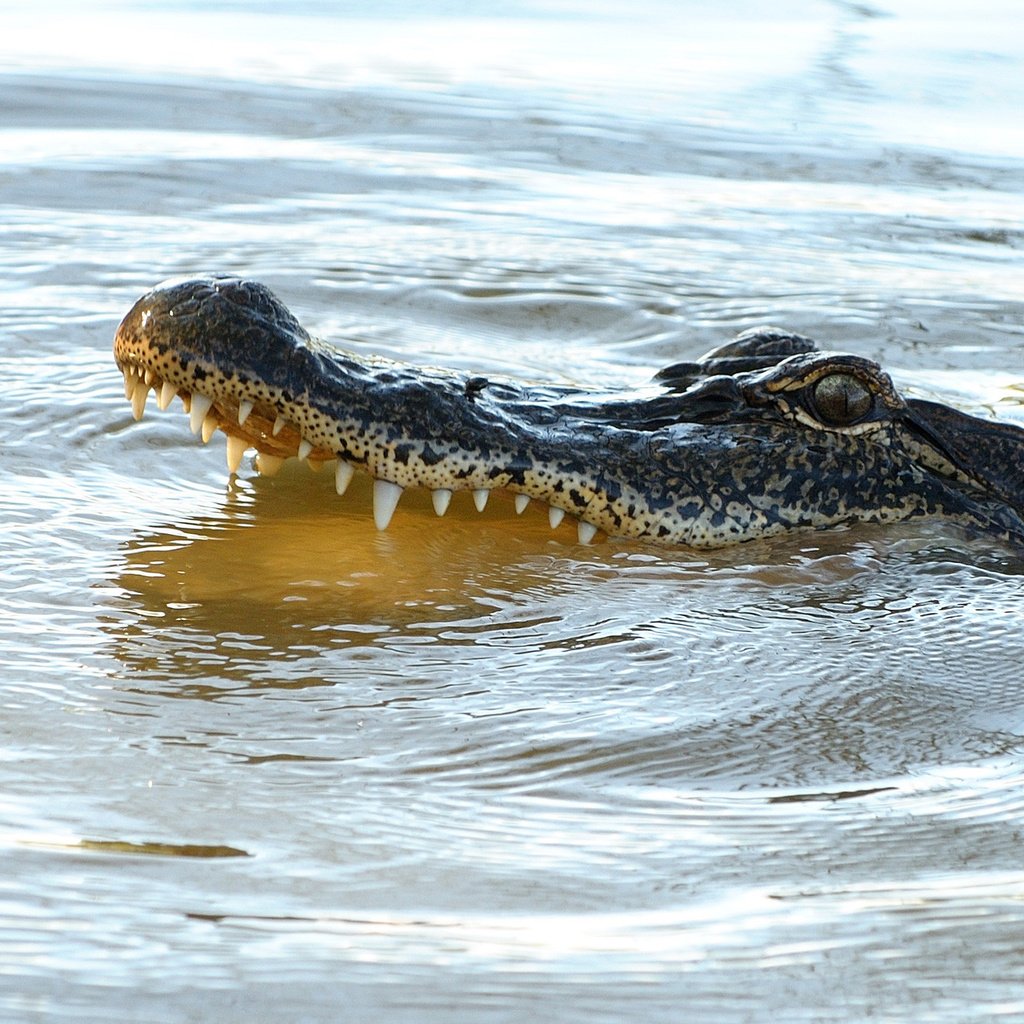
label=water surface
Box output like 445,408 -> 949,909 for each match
2,2 -> 1024,1021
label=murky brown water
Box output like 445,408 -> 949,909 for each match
2,2 -> 1024,1021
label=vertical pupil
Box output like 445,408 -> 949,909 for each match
812,374 -> 871,424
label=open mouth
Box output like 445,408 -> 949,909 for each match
116,353 -> 603,542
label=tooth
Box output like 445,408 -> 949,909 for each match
144,369 -> 154,386
226,435 -> 248,474
256,452 -> 285,476
130,381 -> 149,420
201,416 -> 218,443
432,488 -> 452,516
181,392 -> 192,413
548,506 -> 565,529
272,416 -> 287,436
297,438 -> 313,461
238,399 -> 253,426
189,393 -> 214,435
335,460 -> 354,495
373,479 -> 403,530
514,494 -> 530,514
473,488 -> 489,512
123,370 -> 136,401
157,380 -> 177,410
577,520 -> 597,544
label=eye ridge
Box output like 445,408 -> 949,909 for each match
810,373 -> 874,426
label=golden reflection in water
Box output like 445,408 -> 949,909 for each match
98,449 -> 976,710
109,466 -> 602,620
19,837 -> 249,858
101,463 -> 623,691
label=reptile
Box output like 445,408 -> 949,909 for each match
113,276 -> 1024,550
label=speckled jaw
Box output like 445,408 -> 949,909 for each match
113,277 -> 633,543
114,277 -> 1024,550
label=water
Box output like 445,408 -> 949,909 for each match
2,2 -> 1024,1021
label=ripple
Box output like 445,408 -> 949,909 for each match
3,5 -> 1024,1022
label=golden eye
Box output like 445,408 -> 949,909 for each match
810,373 -> 873,426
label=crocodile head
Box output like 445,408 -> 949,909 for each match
113,277 -> 1024,550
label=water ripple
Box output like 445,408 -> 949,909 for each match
3,4 -> 1024,1021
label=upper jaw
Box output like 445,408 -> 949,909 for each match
112,278 -> 637,542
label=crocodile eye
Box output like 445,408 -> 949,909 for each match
810,373 -> 873,426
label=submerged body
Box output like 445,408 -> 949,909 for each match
113,277 -> 1024,550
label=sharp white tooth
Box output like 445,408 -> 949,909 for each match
130,381 -> 149,420
144,369 -> 155,386
297,438 -> 313,461
373,479 -> 403,530
577,520 -> 597,544
157,380 -> 177,410
272,416 -> 287,436
226,435 -> 248,474
335,459 -> 355,495
181,392 -> 192,413
122,370 -> 136,401
548,505 -> 565,529
514,493 -> 530,514
238,399 -> 253,426
256,452 -> 285,476
432,488 -> 452,516
201,416 -> 218,443
189,393 -> 214,435
473,488 -> 489,512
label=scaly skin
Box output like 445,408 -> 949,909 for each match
113,276 -> 1024,549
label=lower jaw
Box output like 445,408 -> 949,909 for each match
120,363 -> 605,543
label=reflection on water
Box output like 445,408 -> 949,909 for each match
23,836 -> 250,858
2,0 -> 1024,1021
101,464 -> 1024,795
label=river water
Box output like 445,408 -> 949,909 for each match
2,2 -> 1024,1021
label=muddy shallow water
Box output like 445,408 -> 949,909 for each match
2,2 -> 1024,1021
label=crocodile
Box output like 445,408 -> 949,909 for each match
113,276 -> 1024,550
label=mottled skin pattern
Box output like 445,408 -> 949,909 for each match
113,277 -> 1024,550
